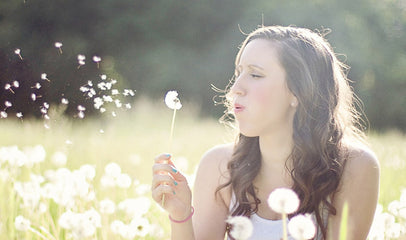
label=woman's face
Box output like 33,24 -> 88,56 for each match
230,39 -> 297,137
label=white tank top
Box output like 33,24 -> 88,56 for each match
228,192 -> 326,240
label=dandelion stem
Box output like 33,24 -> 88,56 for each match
29,226 -> 50,240
282,212 -> 288,240
169,108 -> 177,151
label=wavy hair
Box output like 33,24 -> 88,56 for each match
216,26 -> 366,239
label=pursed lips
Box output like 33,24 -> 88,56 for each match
233,103 -> 245,113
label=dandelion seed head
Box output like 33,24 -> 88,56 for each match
4,84 -> 11,90
78,60 -> 85,65
13,81 -> 19,88
35,82 -> 41,89
102,95 -> 113,102
267,188 -> 300,214
288,214 -> 316,240
14,215 -> 31,231
43,102 -> 49,109
111,111 -> 117,117
16,112 -> 23,118
5,101 -> 12,108
118,197 -> 151,218
100,74 -> 107,80
112,89 -> 119,95
165,90 -> 182,110
41,73 -> 47,80
54,42 -> 63,48
125,103 -> 131,109
99,199 -> 116,214
100,107 -> 106,113
79,164 -> 96,180
44,114 -> 50,120
116,174 -> 132,188
226,216 -> 253,240
130,217 -> 151,237
31,93 -> 36,101
105,162 -> 121,177
14,48 -> 21,55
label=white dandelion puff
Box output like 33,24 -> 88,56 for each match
226,216 -> 253,240
100,107 -> 106,113
77,105 -> 86,111
165,91 -> 182,110
267,188 -> 300,214
99,199 -> 115,214
112,89 -> 119,95
31,93 -> 36,101
14,215 -> 31,231
78,54 -> 86,61
125,103 -> 131,109
43,102 -> 49,109
111,111 -> 116,117
16,112 -> 23,118
41,73 -> 50,82
13,81 -> 20,88
78,111 -> 85,119
100,74 -> 107,80
288,214 -> 316,240
93,56 -> 101,68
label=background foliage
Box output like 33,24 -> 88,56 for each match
0,0 -> 405,130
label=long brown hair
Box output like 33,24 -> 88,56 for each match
217,26 -> 366,239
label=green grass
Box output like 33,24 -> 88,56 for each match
0,98 -> 404,239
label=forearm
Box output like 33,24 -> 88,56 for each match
171,220 -> 195,240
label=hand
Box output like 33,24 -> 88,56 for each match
151,153 -> 192,221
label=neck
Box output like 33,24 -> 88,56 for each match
258,125 -> 294,172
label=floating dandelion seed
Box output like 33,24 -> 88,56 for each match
13,81 -> 19,88
5,101 -> 12,108
78,111 -> 85,119
0,111 -> 7,118
125,103 -> 131,109
4,84 -> 15,94
93,56 -> 101,68
16,112 -> 23,118
288,214 -> 316,240
112,89 -> 119,95
41,73 -> 50,82
77,105 -> 86,111
54,42 -> 63,54
32,82 -> 41,89
111,111 -> 116,117
44,114 -> 50,120
31,93 -> 37,101
100,74 -> 107,80
226,216 -> 253,240
268,188 -> 300,240
14,48 -> 23,60
43,102 -> 49,109
99,129 -> 104,134
100,107 -> 106,113
61,98 -> 69,104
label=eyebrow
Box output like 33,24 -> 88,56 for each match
236,64 -> 265,71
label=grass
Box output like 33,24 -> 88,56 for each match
0,98 -> 404,239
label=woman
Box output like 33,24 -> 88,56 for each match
151,25 -> 380,240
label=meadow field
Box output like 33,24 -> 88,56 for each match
0,98 -> 405,239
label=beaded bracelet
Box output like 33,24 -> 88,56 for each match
169,207 -> 195,223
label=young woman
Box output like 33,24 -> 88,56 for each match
151,25 -> 380,240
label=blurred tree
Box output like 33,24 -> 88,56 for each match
0,0 -> 404,131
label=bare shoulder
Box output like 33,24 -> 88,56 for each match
344,144 -> 380,177
198,143 -> 234,175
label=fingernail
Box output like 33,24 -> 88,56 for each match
174,181 -> 178,186
171,168 -> 178,173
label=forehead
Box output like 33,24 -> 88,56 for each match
237,39 -> 283,70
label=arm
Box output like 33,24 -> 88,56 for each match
192,144 -> 232,240
328,147 -> 380,240
151,145 -> 232,240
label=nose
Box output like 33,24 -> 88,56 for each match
229,76 -> 245,96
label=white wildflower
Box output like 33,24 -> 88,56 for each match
226,216 -> 253,240
130,217 -> 151,237
267,188 -> 300,214
165,90 -> 182,110
14,215 -> 31,231
288,214 -> 316,240
99,199 -> 116,214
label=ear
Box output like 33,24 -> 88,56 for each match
290,95 -> 298,108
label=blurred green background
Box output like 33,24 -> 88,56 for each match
0,0 -> 405,131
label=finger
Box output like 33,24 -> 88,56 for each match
154,153 -> 172,163
152,163 -> 177,175
152,174 -> 176,189
152,184 -> 176,203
